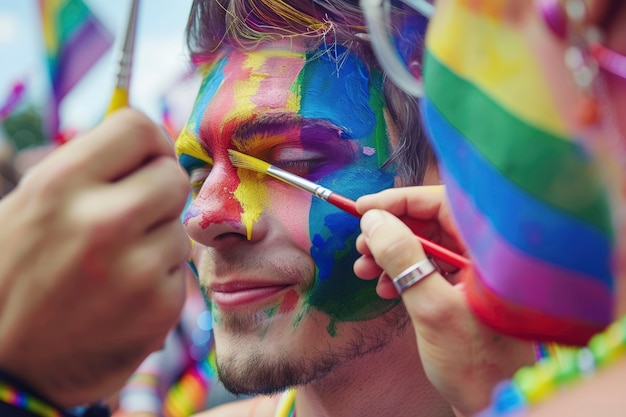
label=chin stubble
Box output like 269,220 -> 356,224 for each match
215,304 -> 410,396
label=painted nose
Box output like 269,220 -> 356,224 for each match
184,162 -> 268,249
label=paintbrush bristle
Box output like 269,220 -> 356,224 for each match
227,149 -> 272,173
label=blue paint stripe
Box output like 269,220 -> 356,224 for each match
420,98 -> 612,285
189,59 -> 227,137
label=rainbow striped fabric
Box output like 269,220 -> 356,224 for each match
420,0 -> 614,345
163,354 -> 216,417
39,0 -> 112,136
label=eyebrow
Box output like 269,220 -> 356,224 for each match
231,113 -> 351,149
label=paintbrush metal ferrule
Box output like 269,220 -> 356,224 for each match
114,0 -> 140,90
266,165 -> 333,200
113,51 -> 132,89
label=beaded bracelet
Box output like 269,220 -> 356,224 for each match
0,380 -> 62,417
479,314 -> 626,416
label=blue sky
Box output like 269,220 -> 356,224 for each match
0,0 -> 195,133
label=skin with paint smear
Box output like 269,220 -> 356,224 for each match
176,40 -> 406,394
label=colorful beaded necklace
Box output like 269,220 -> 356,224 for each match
480,314 -> 626,416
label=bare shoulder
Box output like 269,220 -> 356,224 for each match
193,395 -> 280,417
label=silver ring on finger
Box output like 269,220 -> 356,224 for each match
392,258 -> 437,294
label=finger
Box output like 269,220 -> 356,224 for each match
119,218 -> 191,294
361,209 -> 451,297
360,209 -> 428,278
72,157 -> 190,239
361,210 -> 468,339
105,156 -> 190,235
353,254 -> 383,279
376,272 -> 400,299
357,186 -> 466,256
355,233 -> 372,256
35,109 -> 176,184
356,185 -> 446,220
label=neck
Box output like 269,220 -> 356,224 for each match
293,320 -> 453,417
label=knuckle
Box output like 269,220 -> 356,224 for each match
375,233 -> 419,270
79,213 -> 118,247
113,109 -> 163,149
22,161 -> 77,201
86,209 -> 127,242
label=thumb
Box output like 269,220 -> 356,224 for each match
360,209 -> 459,324
360,209 -> 427,278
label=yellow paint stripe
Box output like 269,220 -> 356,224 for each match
426,0 -> 566,136
175,130 -> 213,164
228,49 -> 302,240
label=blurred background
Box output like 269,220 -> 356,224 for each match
0,0 -> 197,153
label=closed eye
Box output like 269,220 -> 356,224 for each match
268,148 -> 327,178
272,158 -> 324,177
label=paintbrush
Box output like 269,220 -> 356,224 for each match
228,149 -> 470,269
105,0 -> 140,115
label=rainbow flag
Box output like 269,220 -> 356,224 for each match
39,0 -> 113,137
421,0 -> 615,345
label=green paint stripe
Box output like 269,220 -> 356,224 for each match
369,71 -> 390,167
423,50 -> 612,236
58,0 -> 90,43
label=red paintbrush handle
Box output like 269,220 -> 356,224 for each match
416,237 -> 470,270
327,192 -> 361,218
327,192 -> 469,270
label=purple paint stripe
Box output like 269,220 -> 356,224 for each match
443,169 -> 613,325
52,16 -> 112,99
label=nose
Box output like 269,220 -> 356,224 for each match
184,162 -> 269,249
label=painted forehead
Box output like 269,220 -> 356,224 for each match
176,43 -> 389,166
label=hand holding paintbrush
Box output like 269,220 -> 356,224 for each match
227,149 -> 470,270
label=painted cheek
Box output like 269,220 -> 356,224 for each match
278,289 -> 299,313
306,165 -> 397,323
270,185 -> 313,250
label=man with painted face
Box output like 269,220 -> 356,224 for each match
178,1 -> 534,416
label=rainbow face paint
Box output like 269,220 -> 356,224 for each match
176,40 -> 397,333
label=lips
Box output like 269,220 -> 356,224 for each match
210,282 -> 293,310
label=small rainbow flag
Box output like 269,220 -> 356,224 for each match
421,0 -> 615,346
0,81 -> 26,123
39,0 -> 113,137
